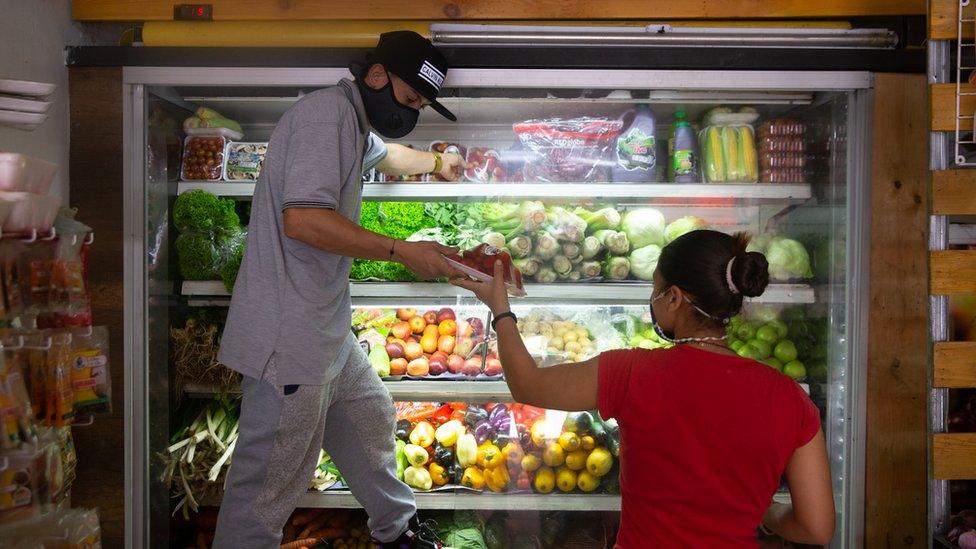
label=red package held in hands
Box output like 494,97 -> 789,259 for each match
446,243 -> 526,296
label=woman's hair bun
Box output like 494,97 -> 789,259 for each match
731,252 -> 769,298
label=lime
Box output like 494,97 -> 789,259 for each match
747,339 -> 773,359
767,320 -> 789,339
756,325 -> 780,344
783,360 -> 807,380
729,339 -> 745,352
773,340 -> 798,363
737,344 -> 760,360
764,357 -> 784,371
735,322 -> 758,341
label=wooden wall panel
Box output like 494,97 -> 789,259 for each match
931,250 -> 976,295
72,0 -> 925,21
931,0 -> 972,40
932,170 -> 976,215
931,83 -> 971,133
934,342 -> 976,388
933,433 -> 976,479
68,66 -> 125,549
866,73 -> 929,549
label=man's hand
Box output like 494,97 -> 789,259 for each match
437,153 -> 464,181
396,240 -> 462,280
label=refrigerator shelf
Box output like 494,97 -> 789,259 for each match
177,181 -> 812,204
181,280 -> 817,305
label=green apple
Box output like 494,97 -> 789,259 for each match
737,344 -> 760,360
747,339 -> 773,359
729,339 -> 745,352
756,325 -> 780,344
767,320 -> 789,339
736,322 -> 758,341
751,306 -> 780,323
773,340 -> 798,363
764,357 -> 784,371
783,360 -> 807,380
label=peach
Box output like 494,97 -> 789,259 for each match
404,341 -> 424,361
390,358 -> 408,376
407,357 -> 430,377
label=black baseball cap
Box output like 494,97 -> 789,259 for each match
369,31 -> 457,122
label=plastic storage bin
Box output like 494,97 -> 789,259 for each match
0,153 -> 56,194
0,192 -> 61,232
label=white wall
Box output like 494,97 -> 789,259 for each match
0,0 -> 120,201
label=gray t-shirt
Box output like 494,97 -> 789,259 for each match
219,79 -> 384,386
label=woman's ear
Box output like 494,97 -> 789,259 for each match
666,286 -> 683,312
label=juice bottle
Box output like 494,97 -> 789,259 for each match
612,105 -> 656,183
671,115 -> 699,183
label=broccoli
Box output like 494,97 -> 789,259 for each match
173,190 -> 241,232
175,232 -> 220,280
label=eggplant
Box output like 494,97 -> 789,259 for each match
434,444 -> 455,467
395,419 -> 412,441
488,405 -> 511,431
464,406 -> 489,428
474,421 -> 495,445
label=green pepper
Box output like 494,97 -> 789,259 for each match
395,419 -> 411,441
395,439 -> 408,481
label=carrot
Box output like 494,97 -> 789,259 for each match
299,509 -> 335,539
283,521 -> 298,543
291,508 -> 321,526
280,538 -> 316,549
309,527 -> 347,540
399,406 -> 437,423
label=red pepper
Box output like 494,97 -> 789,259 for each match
431,404 -> 454,425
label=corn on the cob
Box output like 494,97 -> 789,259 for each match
723,126 -> 740,181
739,126 -> 758,182
703,127 -> 725,182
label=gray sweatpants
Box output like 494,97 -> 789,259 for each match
213,335 -> 416,548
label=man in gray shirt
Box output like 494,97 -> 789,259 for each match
215,32 -> 462,548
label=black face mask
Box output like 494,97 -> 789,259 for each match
356,73 -> 420,139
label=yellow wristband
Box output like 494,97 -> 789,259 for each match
431,151 -> 442,175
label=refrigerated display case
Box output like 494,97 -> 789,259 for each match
122,67 -> 870,547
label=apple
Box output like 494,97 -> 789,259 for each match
438,319 -> 457,336
423,310 -> 438,325
423,324 -> 440,338
389,338 -> 406,347
404,341 -> 424,361
390,358 -> 408,376
467,317 -> 485,338
457,320 -> 474,338
407,357 -> 430,377
438,335 -> 456,355
385,342 -> 405,360
428,352 -> 448,376
408,316 -> 427,334
484,357 -> 503,376
462,357 -> 483,376
447,354 -> 465,374
397,308 -> 417,321
391,322 -> 411,340
455,337 -> 475,357
437,308 -> 457,323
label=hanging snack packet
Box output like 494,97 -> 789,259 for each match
25,240 -> 57,329
0,241 -> 27,327
51,233 -> 92,328
46,332 -> 74,427
0,343 -> 38,449
68,326 -> 111,416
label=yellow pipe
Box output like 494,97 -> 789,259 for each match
142,20 -> 851,48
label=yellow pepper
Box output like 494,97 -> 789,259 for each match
434,419 -> 464,447
456,433 -> 478,468
486,465 -> 510,493
461,466 -> 486,490
478,442 -> 503,470
428,462 -> 449,486
409,421 -> 435,448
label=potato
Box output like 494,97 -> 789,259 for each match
562,332 -> 578,343
564,341 -> 582,354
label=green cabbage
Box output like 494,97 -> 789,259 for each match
664,216 -> 708,243
629,244 -> 662,281
620,208 -> 666,248
764,236 -> 813,280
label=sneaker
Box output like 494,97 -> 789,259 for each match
379,515 -> 444,549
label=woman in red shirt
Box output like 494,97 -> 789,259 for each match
452,230 -> 835,548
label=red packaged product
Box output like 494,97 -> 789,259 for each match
758,119 -> 807,138
761,168 -> 806,184
180,136 -> 227,181
760,153 -> 807,169
759,135 -> 806,154
513,118 -> 622,182
464,147 -> 507,183
429,142 -> 467,182
446,243 -> 525,296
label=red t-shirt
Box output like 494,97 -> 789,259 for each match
598,346 -> 821,548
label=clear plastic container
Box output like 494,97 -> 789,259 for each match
758,119 -> 807,138
428,141 -> 467,182
181,135 -> 228,181
0,192 -> 61,232
760,168 -> 806,183
0,153 -> 56,194
464,147 -> 507,182
760,135 -> 806,154
760,153 -> 807,169
699,125 -> 758,183
222,142 -> 267,181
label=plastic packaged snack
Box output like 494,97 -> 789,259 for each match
180,135 -> 227,181
429,142 -> 467,182
0,346 -> 39,449
699,125 -> 758,183
223,141 -> 267,181
24,240 -> 57,328
513,118 -> 623,182
49,233 -> 91,328
758,119 -> 807,138
445,243 -> 526,297
0,443 -> 49,524
464,147 -> 507,183
46,332 -> 74,427
68,326 -> 111,416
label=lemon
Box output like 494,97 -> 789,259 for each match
586,447 -> 613,477
534,466 -> 555,493
577,470 -> 600,493
565,450 -> 588,471
558,431 -> 581,452
555,467 -> 578,493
